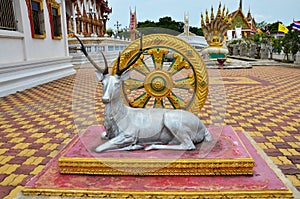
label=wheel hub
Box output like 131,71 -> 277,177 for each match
144,69 -> 173,98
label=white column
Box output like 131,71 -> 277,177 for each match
72,2 -> 77,34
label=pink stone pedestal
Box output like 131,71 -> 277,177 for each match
58,125 -> 254,175
22,126 -> 293,198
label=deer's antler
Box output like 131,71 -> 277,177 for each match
116,35 -> 143,76
74,34 -> 108,75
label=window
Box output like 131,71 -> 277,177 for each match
30,0 -> 45,38
0,0 -> 17,31
49,1 -> 62,39
108,46 -> 114,51
98,46 -> 104,52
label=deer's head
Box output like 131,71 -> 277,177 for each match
74,34 -> 143,104
96,55 -> 131,104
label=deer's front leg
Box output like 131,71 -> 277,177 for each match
95,133 -> 135,153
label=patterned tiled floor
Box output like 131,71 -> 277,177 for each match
0,66 -> 300,198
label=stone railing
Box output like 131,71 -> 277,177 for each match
68,36 -> 131,65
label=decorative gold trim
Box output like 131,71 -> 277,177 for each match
58,157 -> 254,175
22,188 -> 293,198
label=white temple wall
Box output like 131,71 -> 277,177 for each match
0,0 -> 75,97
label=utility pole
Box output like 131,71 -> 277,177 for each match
114,21 -> 121,34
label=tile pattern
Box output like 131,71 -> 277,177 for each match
0,66 -> 300,198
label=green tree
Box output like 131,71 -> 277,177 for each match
272,38 -> 283,54
106,28 -> 113,37
256,21 -> 268,30
137,16 -> 203,36
283,30 -> 300,61
189,26 -> 204,36
269,21 -> 282,34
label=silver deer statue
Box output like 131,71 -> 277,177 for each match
75,35 -> 212,153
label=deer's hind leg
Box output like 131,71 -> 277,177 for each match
145,124 -> 196,151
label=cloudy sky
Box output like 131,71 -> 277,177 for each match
106,0 -> 300,30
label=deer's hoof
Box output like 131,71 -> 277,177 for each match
145,144 -> 155,151
95,145 -> 105,153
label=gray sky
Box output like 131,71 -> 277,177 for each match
106,0 -> 300,31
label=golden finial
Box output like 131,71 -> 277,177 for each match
206,9 -> 209,23
222,5 -> 226,19
201,13 -> 205,26
211,6 -> 214,20
217,3 -> 221,18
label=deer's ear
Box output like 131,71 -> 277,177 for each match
95,72 -> 104,81
120,70 -> 132,81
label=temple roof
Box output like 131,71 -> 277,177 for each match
227,0 -> 257,32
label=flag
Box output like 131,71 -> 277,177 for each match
257,28 -> 263,34
292,20 -> 300,32
265,26 -> 270,35
278,23 -> 289,34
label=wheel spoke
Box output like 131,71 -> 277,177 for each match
154,98 -> 164,108
124,78 -> 144,92
148,48 -> 168,70
167,91 -> 186,109
132,59 -> 150,76
129,92 -> 151,108
174,75 -> 195,91
167,53 -> 190,75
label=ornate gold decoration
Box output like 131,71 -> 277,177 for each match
58,157 -> 254,176
144,69 -> 173,98
201,3 -> 232,47
23,188 -> 293,198
112,34 -> 208,114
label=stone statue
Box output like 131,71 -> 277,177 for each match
233,44 -> 239,56
74,35 -> 212,153
239,42 -> 248,57
200,3 -> 231,58
249,43 -> 256,58
260,45 -> 269,59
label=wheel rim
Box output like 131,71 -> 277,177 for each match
112,34 -> 208,114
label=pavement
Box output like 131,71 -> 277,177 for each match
1,64 -> 300,198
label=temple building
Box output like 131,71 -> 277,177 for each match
65,0 -> 112,37
67,1 -> 130,64
0,0 -> 75,97
227,0 -> 257,39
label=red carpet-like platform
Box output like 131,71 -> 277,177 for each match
58,125 -> 254,175
22,126 -> 293,198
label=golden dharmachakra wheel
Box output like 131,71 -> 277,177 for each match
112,34 -> 208,114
